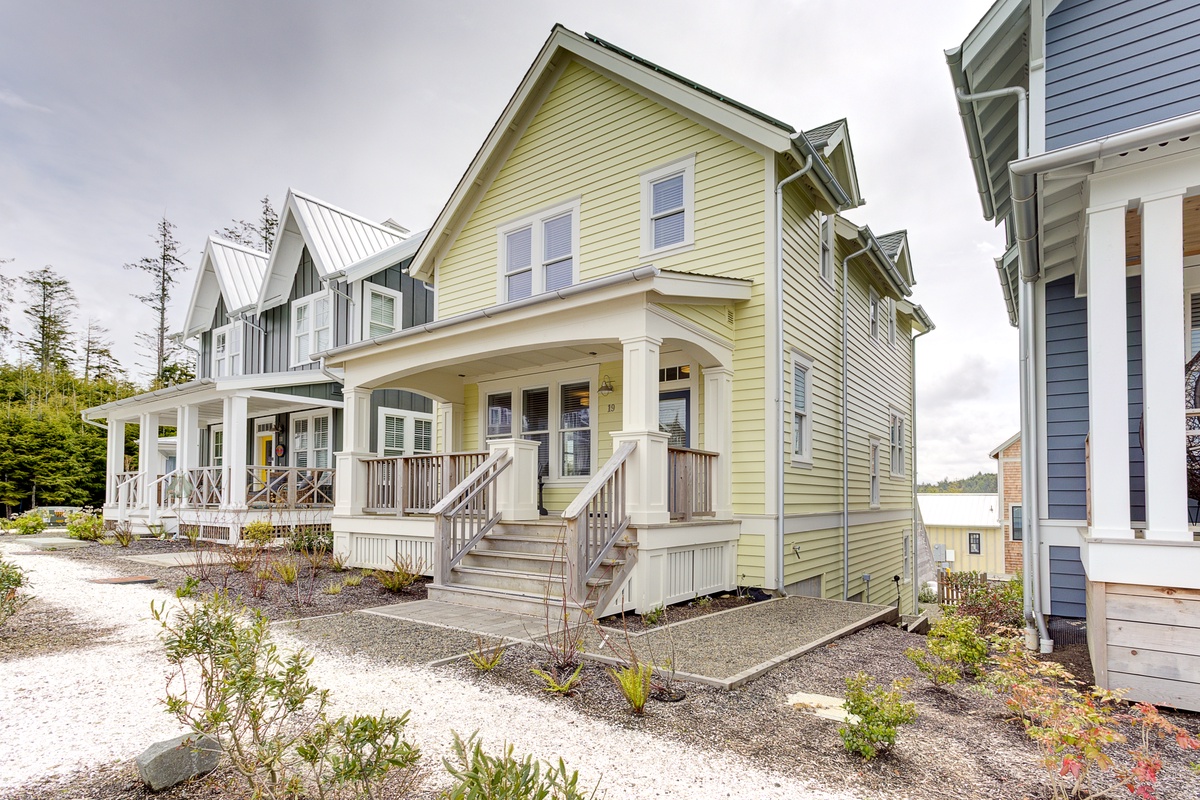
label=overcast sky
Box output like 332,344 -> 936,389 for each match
0,0 -> 1011,483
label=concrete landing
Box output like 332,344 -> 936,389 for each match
19,537 -> 92,550
360,600 -> 552,643
120,550 -> 211,568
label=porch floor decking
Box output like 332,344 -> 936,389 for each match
358,595 -> 898,688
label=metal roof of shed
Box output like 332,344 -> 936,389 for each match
917,493 -> 1001,529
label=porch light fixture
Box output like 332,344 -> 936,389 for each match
598,375 -> 614,396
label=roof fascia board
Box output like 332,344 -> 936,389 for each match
961,0 -> 1028,76
214,370 -> 340,392
240,389 -> 344,411
989,430 -> 1021,458
83,379 -> 218,420
340,232 -> 427,283
182,249 -> 219,337
257,196 -> 308,313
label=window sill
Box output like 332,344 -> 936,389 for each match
790,458 -> 814,470
640,241 -> 695,262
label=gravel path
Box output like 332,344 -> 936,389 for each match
0,539 -> 861,799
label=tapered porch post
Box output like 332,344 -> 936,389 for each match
703,366 -> 734,519
222,395 -> 249,509
1140,190 -> 1190,540
136,412 -> 158,509
1086,202 -> 1132,538
105,418 -> 126,507
613,335 -> 670,525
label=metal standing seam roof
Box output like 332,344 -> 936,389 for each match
288,189 -> 406,278
208,237 -> 269,312
916,493 -> 1001,528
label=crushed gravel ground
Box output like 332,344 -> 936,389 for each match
279,611 -> 479,665
0,597 -> 119,662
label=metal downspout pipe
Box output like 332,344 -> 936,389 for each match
774,155 -> 814,592
911,324 -> 932,613
840,242 -> 876,599
956,85 -> 1051,651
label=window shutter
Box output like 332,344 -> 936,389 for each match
414,418 -> 432,454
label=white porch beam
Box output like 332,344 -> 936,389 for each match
703,366 -> 734,520
223,395 -> 249,508
1140,190 -> 1190,541
1085,202 -> 1133,539
136,412 -> 158,509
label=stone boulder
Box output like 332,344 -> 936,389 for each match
135,733 -> 220,791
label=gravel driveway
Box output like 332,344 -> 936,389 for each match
0,539 -> 861,799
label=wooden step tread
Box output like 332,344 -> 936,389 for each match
451,565 -> 614,588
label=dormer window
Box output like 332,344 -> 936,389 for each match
292,291 -> 331,366
498,199 -> 579,302
212,322 -> 242,377
365,284 -> 401,339
641,155 -> 695,257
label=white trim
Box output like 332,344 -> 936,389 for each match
496,197 -> 581,303
290,410 -> 332,469
210,424 -> 225,467
888,297 -> 897,345
868,287 -> 881,341
290,290 -> 332,368
211,321 -> 244,378
790,350 -> 814,467
640,153 -> 696,259
869,436 -> 881,509
376,406 -> 435,457
1010,502 -> 1024,542
363,282 -> 403,340
888,407 -> 906,478
968,530 -> 982,555
818,214 -> 835,288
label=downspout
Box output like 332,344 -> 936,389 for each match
840,241 -> 877,599
910,324 -> 932,614
956,84 -> 1051,651
774,155 -> 814,592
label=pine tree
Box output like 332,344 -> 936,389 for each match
0,257 -> 13,350
125,216 -> 186,387
81,319 -> 123,382
217,195 -> 278,252
20,266 -> 77,373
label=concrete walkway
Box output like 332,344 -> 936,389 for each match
119,550 -> 210,568
362,600 -> 548,642
19,537 -> 92,551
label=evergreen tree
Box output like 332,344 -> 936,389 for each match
0,257 -> 13,350
81,319 -> 124,383
217,195 -> 278,252
19,266 -> 76,374
125,216 -> 186,388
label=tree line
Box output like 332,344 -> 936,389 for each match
917,470 -> 999,494
0,198 -> 277,514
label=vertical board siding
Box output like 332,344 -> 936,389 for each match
1049,544 -> 1087,618
1127,275 -> 1146,522
923,525 -> 1006,575
364,257 -> 435,330
1046,0 -> 1200,150
433,59 -> 767,516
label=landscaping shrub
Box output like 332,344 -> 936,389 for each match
1,556 -> 30,628
917,584 -> 937,605
905,614 -> 989,685
838,673 -> 917,760
241,520 -> 276,545
9,511 -> 45,536
942,571 -> 1022,634
608,662 -> 653,715
289,526 -> 332,555
441,731 -> 597,800
373,555 -> 424,592
111,521 -> 137,547
298,712 -> 423,800
66,509 -> 105,541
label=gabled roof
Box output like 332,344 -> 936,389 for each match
802,119 -> 862,207
181,237 -> 269,337
851,223 -> 913,299
256,189 -> 407,312
340,230 -> 428,284
989,431 -> 1020,459
917,493 -> 1001,528
409,24 -> 852,284
876,230 -> 915,288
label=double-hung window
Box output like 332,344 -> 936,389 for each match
640,155 -> 695,256
211,425 -> 224,467
560,382 -> 591,477
292,412 -> 331,469
868,288 -> 880,340
292,291 -> 331,365
819,214 -> 835,285
484,376 -> 594,481
888,298 -> 897,344
791,352 -> 813,465
365,284 -> 401,339
378,408 -> 433,457
499,199 -> 579,302
869,438 -> 881,508
889,410 -> 906,477
212,322 -> 242,377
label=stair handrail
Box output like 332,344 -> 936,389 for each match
143,469 -> 181,524
114,471 -> 141,524
561,440 -> 636,602
432,450 -> 512,583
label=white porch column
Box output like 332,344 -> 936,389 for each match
334,387 -> 372,520
703,366 -> 735,520
1086,202 -> 1133,538
439,402 -> 465,452
488,438 -> 539,521
222,395 -> 249,508
105,418 -> 126,507
615,335 -> 669,525
136,412 -> 158,509
1141,190 -> 1190,540
176,404 -> 200,508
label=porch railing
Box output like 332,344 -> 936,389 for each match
562,440 -> 636,603
188,467 -> 224,507
363,452 -> 489,516
114,472 -> 140,523
667,446 -> 717,522
245,466 -> 335,507
431,451 -> 512,584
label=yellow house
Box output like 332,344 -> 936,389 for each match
320,26 -> 933,616
917,493 -> 1008,578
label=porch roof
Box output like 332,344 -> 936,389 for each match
82,377 -> 343,424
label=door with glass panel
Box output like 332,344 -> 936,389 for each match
659,390 -> 690,448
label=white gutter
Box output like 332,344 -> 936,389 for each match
774,155 -> 815,592
80,413 -> 107,432
840,241 -> 877,599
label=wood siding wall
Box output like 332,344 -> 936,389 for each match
1098,582 -> 1200,710
1046,0 -> 1200,150
925,525 -> 1006,576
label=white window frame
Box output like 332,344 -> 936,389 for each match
818,214 -> 835,287
790,351 -> 814,467
376,407 -> 434,457
364,283 -> 402,340
211,322 -> 243,378
291,290 -> 333,367
903,530 -> 912,584
210,424 -> 224,467
477,366 -> 598,484
888,297 -> 897,345
640,154 -> 696,258
868,288 -> 881,341
290,410 -> 332,469
869,437 -> 881,509
496,197 -> 581,303
889,409 -> 906,478
1010,503 -> 1024,542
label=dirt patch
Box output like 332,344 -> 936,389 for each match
0,598 -> 118,662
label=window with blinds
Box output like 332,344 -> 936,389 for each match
1190,292 -> 1200,358
869,439 -> 880,508
560,382 -> 590,477
791,354 -> 813,464
641,155 -> 695,255
890,411 -> 905,477
292,292 -> 332,366
414,418 -> 432,454
486,393 -> 513,439
211,426 -> 224,467
650,174 -> 685,249
293,417 -> 309,468
522,388 -> 550,477
368,286 -> 398,339
291,412 -> 331,469
868,288 -> 880,340
819,215 -> 834,285
378,410 -> 434,457
505,227 -> 533,300
499,200 -> 578,302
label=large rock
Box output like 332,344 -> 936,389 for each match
135,733 -> 220,791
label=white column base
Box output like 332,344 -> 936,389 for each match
489,438 -> 539,521
333,451 -> 371,518
612,430 -> 670,526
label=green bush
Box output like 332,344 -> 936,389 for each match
943,571 -> 1023,634
1,557 -> 30,628
66,510 -> 105,541
241,520 -> 276,545
838,673 -> 917,760
441,731 -> 597,800
298,711 -> 423,799
906,614 -> 990,685
608,662 -> 653,715
373,555 -> 424,592
289,526 -> 332,554
917,585 -> 937,605
9,511 -> 45,536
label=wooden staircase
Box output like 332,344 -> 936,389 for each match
427,520 -> 638,618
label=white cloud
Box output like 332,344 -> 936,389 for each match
0,88 -> 50,113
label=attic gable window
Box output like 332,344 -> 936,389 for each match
212,322 -> 242,377
498,199 -> 580,303
641,155 -> 695,257
292,291 -> 331,366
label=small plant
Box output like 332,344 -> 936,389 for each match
942,571 -> 1022,634
441,731 -> 598,800
691,595 -> 713,610
99,536 -> 117,546
608,662 -> 653,715
330,552 -> 348,572
175,576 -> 201,599
111,522 -> 137,548
1,556 -> 30,628
271,558 -> 300,586
342,572 -> 363,588
372,555 -> 424,592
642,605 -> 665,626
181,525 -> 202,546
906,613 -> 989,686
288,526 -> 332,555
298,711 -> 423,799
66,509 -> 105,541
322,581 -> 344,596
838,673 -> 917,760
224,543 -> 263,573
917,584 -> 937,605
241,520 -> 276,546
9,511 -> 45,536
467,636 -> 506,672
145,522 -> 168,539
530,663 -> 584,696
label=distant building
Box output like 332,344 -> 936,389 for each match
990,432 -> 1023,575
917,493 -> 1008,578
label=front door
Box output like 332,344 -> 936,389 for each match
256,432 -> 274,484
659,390 -> 690,448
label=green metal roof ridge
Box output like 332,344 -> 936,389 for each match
584,32 -> 796,135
